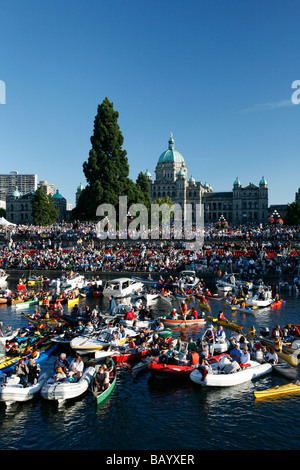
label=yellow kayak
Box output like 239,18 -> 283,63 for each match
254,382 -> 300,399
206,315 -> 243,332
67,297 -> 80,307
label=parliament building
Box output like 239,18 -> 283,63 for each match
145,134 -> 269,224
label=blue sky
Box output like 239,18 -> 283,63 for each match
0,0 -> 299,209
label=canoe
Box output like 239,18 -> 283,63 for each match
206,315 -> 243,332
0,372 -> 49,406
204,293 -> 223,301
254,382 -> 300,399
15,298 -> 39,309
93,364 -> 117,406
272,358 -> 298,380
158,316 -> 205,327
131,356 -> 154,374
190,359 -> 272,387
41,366 -> 95,404
148,357 -> 195,379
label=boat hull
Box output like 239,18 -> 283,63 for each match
41,366 -> 95,402
0,372 -> 49,405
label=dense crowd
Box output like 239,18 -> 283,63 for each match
0,222 -> 299,280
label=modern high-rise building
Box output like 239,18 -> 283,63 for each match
0,171 -> 37,200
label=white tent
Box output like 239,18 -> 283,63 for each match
0,217 -> 16,226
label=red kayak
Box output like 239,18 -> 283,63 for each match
270,299 -> 284,309
112,349 -> 149,364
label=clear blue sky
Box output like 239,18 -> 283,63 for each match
0,0 -> 299,209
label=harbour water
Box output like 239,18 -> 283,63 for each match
0,274 -> 299,451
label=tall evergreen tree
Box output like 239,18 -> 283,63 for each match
74,97 -> 139,220
284,202 -> 300,226
136,171 -> 152,209
32,187 -> 59,225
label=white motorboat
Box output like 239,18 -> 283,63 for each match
0,269 -> 8,286
102,278 -> 144,298
190,357 -> 272,387
50,274 -> 86,293
0,372 -> 49,406
119,318 -> 156,329
70,326 -> 137,354
40,366 -> 95,404
173,270 -> 200,290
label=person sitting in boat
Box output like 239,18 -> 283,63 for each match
155,322 -> 165,332
215,326 -> 226,343
31,309 -> 40,320
22,343 -> 32,357
231,297 -> 238,305
230,343 -> 242,363
54,353 -> 70,374
95,365 -> 110,391
204,326 -> 214,344
137,341 -> 148,354
105,356 -> 114,373
167,352 -> 179,365
9,342 -> 21,357
169,308 -> 178,319
54,366 -> 69,382
187,337 -> 198,353
28,358 -> 41,385
68,354 -> 84,380
14,358 -> 29,387
190,308 -> 198,319
110,334 -> 120,350
265,347 -> 278,364
271,325 -> 284,339
135,331 -> 147,346
218,310 -> 229,323
187,349 -> 199,368
286,324 -> 300,338
158,350 -> 168,364
83,321 -> 94,336
71,304 -> 80,315
240,346 -> 251,367
125,309 -> 136,321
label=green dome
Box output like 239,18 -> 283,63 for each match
158,133 -> 185,164
11,186 -> 22,197
144,169 -> 152,177
77,182 -> 84,190
259,176 -> 267,186
53,189 -> 63,199
233,177 -> 241,186
189,175 -> 196,183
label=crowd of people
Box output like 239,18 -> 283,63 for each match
0,222 -> 298,279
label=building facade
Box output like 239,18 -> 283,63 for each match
0,171 -> 37,200
146,134 -> 269,224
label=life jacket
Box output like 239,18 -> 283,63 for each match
190,352 -> 199,365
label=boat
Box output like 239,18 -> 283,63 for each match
93,347 -> 150,365
119,318 -> 156,329
0,328 -> 20,343
172,270 -> 200,290
0,372 -> 49,406
0,269 -> 8,286
259,338 -> 300,367
103,278 -> 144,298
158,315 -> 206,328
272,358 -> 298,380
15,298 -> 39,309
159,292 -> 175,304
204,293 -> 223,301
254,381 -> 300,399
93,364 -> 117,406
70,326 -> 137,355
41,366 -> 95,404
27,276 -> 44,286
190,358 -> 272,387
270,299 -> 284,309
147,357 -> 195,379
0,344 -> 58,374
206,315 -> 243,332
131,356 -> 154,374
67,296 -> 80,307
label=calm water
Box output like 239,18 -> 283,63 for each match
0,274 -> 299,451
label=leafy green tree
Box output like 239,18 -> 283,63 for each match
74,97 -> 141,220
32,187 -> 59,225
284,202 -> 300,226
136,171 -> 152,209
